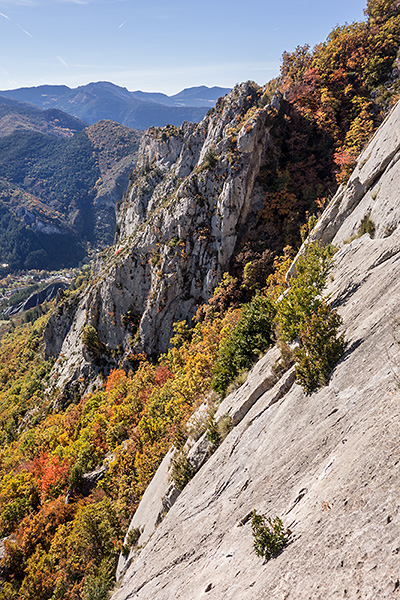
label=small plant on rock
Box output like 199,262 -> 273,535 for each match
121,527 -> 141,558
358,214 -> 375,238
294,301 -> 346,393
206,412 -> 233,450
200,146 -> 218,171
81,324 -> 106,358
170,450 -> 194,492
272,341 -> 295,379
167,236 -> 181,249
251,511 -> 291,561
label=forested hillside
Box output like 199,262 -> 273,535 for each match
0,1 -> 399,599
0,97 -> 86,138
0,118 -> 141,271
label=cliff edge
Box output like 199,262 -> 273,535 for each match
43,82 -> 278,392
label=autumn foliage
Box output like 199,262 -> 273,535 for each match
280,0 -> 400,183
0,307 -> 229,599
0,2 -> 399,598
233,0 -> 400,287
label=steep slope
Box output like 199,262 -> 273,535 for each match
0,82 -> 228,130
0,179 -> 83,270
41,76 -> 345,392
85,120 -> 142,245
111,101 -> 400,600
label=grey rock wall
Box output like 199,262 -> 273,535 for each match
111,103 -> 400,599
44,82 -> 276,390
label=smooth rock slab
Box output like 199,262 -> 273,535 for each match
112,223 -> 400,600
111,101 -> 400,600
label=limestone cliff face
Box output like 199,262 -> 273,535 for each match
44,82 -> 277,389
85,120 -> 142,245
111,102 -> 400,599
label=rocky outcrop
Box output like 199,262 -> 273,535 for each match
111,103 -> 400,599
43,291 -> 81,360
65,464 -> 108,503
44,82 -> 278,390
85,120 -> 141,244
15,205 -> 67,236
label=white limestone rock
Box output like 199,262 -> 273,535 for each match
44,82 -> 275,390
111,102 -> 400,600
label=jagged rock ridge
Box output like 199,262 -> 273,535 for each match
44,82 -> 279,389
111,101 -> 400,599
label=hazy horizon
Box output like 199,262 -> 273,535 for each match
0,80 -> 231,95
0,0 -> 366,95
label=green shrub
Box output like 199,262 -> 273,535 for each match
200,147 -> 218,171
294,301 -> 346,393
358,214 -> 375,238
170,450 -> 194,491
121,527 -> 141,557
82,557 -> 115,600
81,324 -> 106,358
81,324 -> 100,352
212,295 -> 276,397
0,582 -> 20,600
170,320 -> 192,348
277,241 -> 335,343
277,240 -> 345,393
251,511 -> 290,560
167,236 -> 181,249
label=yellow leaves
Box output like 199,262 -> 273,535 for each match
342,97 -> 376,159
344,83 -> 355,98
19,545 -> 55,600
265,246 -> 295,300
0,470 -> 39,535
134,438 -> 169,498
138,414 -> 165,445
185,351 -> 214,385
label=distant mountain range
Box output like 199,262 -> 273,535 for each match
0,82 -> 231,130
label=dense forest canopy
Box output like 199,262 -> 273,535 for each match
0,121 -> 140,272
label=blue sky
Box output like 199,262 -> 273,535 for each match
0,0 -> 366,94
